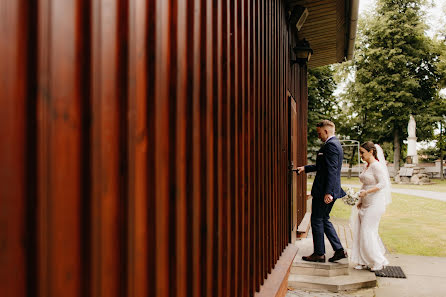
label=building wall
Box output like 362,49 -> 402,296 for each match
0,1 -> 308,297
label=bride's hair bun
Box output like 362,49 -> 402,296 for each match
361,141 -> 379,161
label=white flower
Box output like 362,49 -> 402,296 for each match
341,187 -> 359,206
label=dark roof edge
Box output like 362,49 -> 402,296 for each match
346,0 -> 359,61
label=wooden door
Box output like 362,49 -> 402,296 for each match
289,94 -> 298,242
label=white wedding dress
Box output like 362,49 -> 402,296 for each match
350,161 -> 389,269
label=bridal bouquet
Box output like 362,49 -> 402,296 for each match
341,187 -> 359,206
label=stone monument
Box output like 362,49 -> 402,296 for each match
407,114 -> 418,164
394,115 -> 431,184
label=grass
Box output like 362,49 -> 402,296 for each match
329,192 -> 446,257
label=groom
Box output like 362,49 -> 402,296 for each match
297,120 -> 347,263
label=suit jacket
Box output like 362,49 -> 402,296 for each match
305,136 -> 346,200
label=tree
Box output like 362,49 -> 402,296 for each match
307,65 -> 339,161
345,0 -> 442,172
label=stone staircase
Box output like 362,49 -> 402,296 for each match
288,238 -> 377,293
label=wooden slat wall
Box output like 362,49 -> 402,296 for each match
0,1 -> 308,297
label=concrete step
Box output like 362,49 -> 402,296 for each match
288,267 -> 377,293
293,237 -> 349,276
291,260 -> 349,277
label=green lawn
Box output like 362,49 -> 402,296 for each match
330,192 -> 446,257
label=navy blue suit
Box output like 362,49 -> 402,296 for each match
305,136 -> 346,255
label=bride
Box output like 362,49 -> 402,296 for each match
350,141 -> 391,271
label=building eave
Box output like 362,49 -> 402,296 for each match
286,0 -> 359,69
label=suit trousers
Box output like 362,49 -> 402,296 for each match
311,197 -> 343,255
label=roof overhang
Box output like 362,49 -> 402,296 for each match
286,0 -> 359,69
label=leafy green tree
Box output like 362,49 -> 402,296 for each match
345,0 -> 442,172
307,65 -> 339,161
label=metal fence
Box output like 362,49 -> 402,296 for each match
0,1 -> 308,297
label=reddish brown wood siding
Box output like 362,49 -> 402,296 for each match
0,1 -> 308,297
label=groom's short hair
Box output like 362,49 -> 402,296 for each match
316,120 -> 335,129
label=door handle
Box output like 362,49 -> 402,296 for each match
289,163 -> 300,175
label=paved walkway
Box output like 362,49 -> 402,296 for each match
341,183 -> 446,202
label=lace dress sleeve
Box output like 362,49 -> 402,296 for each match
372,162 -> 387,190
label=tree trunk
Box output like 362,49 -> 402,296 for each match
393,129 -> 400,174
441,121 -> 444,180
348,147 -> 357,179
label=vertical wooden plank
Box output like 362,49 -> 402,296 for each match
268,3 -> 272,262
284,4 -> 288,246
284,7 -> 288,247
236,0 -> 243,295
199,0 -> 209,295
272,0 -> 277,264
216,1 -> 225,296
221,0 -> 230,295
37,1 -> 85,296
90,1 -> 126,296
263,0 -> 268,275
276,0 -> 280,255
184,1 -> 195,296
279,0 -> 283,253
266,0 -> 271,274
205,1 -> 215,297
176,0 -> 187,297
248,0 -> 255,293
168,1 -> 179,296
284,15 -> 288,246
274,0 -> 278,264
128,0 -> 149,295
213,1 -> 223,296
276,0 -> 279,259
279,2 -> 283,251
36,0 -> 51,295
192,0 -> 202,296
243,0 -> 250,295
254,0 -> 261,290
273,0 -> 277,264
260,0 -> 265,285
250,0 -> 258,292
154,1 -> 171,296
259,0 -> 264,283
273,0 -> 277,261
229,0 -> 237,295
282,6 -> 286,248
278,2 -> 281,253
253,0 -> 258,289
0,2 -> 30,296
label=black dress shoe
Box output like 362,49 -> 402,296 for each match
328,249 -> 347,262
302,253 -> 325,263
